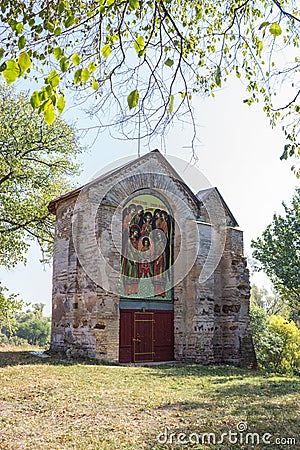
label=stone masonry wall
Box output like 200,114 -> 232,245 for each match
213,228 -> 257,367
51,198 -> 120,361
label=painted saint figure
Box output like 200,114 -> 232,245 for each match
140,211 -> 153,237
122,224 -> 140,295
152,230 -> 167,297
152,209 -> 162,230
123,203 -> 137,231
138,236 -> 153,279
158,210 -> 169,236
131,205 -> 144,229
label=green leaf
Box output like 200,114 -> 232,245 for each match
39,88 -> 49,102
18,35 -> 26,50
43,101 -> 55,125
129,0 -> 139,9
168,94 -> 174,114
57,95 -> 66,113
81,68 -> 90,82
269,23 -> 282,37
8,19 -> 17,31
64,15 -> 75,28
60,56 -> 69,72
58,2 -> 65,13
15,22 -> 24,35
72,53 -> 81,65
54,27 -> 62,36
134,36 -> 145,54
215,65 -> 221,87
74,68 -> 82,84
165,58 -> 174,67
280,145 -> 289,161
101,44 -> 111,58
18,51 -> 31,73
127,89 -> 139,109
45,21 -> 55,32
35,24 -> 43,34
92,78 -> 99,90
2,60 -> 20,84
53,47 -> 63,60
30,91 -> 41,108
259,21 -> 270,30
88,61 -> 97,73
48,70 -> 60,88
0,48 -> 4,59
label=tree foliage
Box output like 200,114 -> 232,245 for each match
252,188 -> 300,307
0,283 -> 23,334
250,305 -> 300,373
0,1 -> 299,169
0,84 -> 83,268
250,284 -> 292,316
13,303 -> 51,346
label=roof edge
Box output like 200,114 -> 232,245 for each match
196,187 -> 239,227
48,149 -> 198,214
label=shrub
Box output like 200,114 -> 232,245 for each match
250,305 -> 300,373
269,315 -> 300,372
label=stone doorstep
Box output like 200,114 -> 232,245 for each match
120,361 -> 180,367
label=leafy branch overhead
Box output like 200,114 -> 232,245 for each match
0,0 -> 299,169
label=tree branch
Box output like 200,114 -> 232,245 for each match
271,90 -> 300,112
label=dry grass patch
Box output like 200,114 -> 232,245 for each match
0,347 -> 299,449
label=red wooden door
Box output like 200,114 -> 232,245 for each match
119,310 -> 133,363
119,310 -> 174,363
154,311 -> 174,361
134,312 -> 154,362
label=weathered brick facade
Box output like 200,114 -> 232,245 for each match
49,151 -> 256,367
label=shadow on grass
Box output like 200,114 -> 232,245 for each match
0,350 -> 256,373
0,350 -> 63,367
0,348 -> 104,367
209,378 -> 300,397
0,349 -> 299,393
0,349 -> 125,368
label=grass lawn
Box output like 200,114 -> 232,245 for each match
0,346 -> 299,449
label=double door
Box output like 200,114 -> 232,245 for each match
119,310 -> 174,363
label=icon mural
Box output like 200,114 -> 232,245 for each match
121,194 -> 173,300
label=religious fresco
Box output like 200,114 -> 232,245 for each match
121,194 -> 173,300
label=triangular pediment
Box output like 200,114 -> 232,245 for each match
49,150 -> 200,214
49,150 -> 239,229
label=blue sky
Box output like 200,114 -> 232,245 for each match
0,77 -> 298,316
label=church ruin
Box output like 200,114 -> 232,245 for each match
49,150 -> 256,367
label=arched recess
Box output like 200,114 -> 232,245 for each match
119,188 -> 175,363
